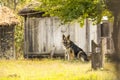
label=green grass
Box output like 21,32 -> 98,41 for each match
0,59 -> 117,80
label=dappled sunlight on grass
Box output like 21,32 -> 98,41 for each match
0,59 -> 117,80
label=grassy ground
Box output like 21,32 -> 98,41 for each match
0,59 -> 117,80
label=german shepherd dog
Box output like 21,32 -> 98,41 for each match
62,34 -> 89,61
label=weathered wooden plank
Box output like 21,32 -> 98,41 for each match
86,19 -> 90,53
91,38 -> 106,70
91,40 -> 100,70
24,16 -> 101,57
100,38 -> 107,68
89,20 -> 98,52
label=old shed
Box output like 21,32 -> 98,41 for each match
19,2 -> 113,58
0,6 -> 19,59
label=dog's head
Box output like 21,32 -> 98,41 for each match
62,34 -> 71,48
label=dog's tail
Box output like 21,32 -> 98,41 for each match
78,51 -> 89,62
82,52 -> 89,62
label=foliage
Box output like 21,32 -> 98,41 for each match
16,0 -> 32,11
0,0 -> 32,10
37,0 -> 112,25
14,0 -> 32,58
0,0 -> 15,9
14,20 -> 24,57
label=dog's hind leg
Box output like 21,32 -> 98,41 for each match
77,51 -> 85,61
77,51 -> 89,62
69,49 -> 75,60
77,51 -> 83,59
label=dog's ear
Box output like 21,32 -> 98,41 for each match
67,34 -> 70,40
62,34 -> 65,39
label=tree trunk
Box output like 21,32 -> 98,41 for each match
104,0 -> 120,79
112,13 -> 120,80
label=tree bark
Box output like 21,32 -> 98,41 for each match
112,14 -> 120,60
104,0 -> 120,79
112,14 -> 120,80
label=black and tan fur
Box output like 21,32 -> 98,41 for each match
62,34 -> 89,61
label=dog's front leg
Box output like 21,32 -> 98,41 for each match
67,51 -> 70,61
64,50 -> 67,60
64,50 -> 70,61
